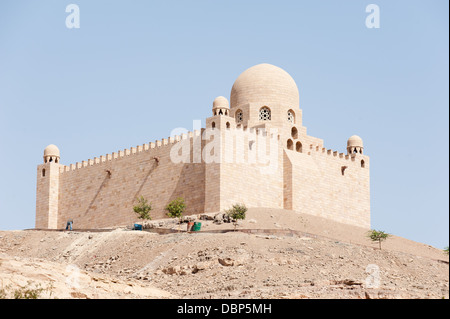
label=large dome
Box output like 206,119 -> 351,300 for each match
230,63 -> 299,109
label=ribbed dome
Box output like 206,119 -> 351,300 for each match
44,144 -> 60,157
230,64 -> 299,109
347,135 -> 363,147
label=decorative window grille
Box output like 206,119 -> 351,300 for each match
287,110 -> 294,123
259,107 -> 271,121
236,110 -> 243,123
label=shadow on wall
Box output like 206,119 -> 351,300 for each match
167,163 -> 206,217
133,159 -> 159,201
81,152 -> 205,223
82,157 -> 160,226
83,170 -> 112,217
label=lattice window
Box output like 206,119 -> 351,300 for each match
236,110 -> 243,123
259,107 -> 271,121
287,110 -> 295,123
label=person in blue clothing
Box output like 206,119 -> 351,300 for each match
65,219 -> 73,231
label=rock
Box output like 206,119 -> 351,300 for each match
214,213 -> 224,224
192,262 -> 207,274
162,266 -> 178,275
218,258 -> 234,267
333,279 -> 362,286
248,219 -> 257,224
196,262 -> 207,270
183,216 -> 196,223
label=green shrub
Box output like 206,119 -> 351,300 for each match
0,281 -> 54,299
0,288 -> 6,299
444,246 -> 449,255
14,287 -> 43,299
133,196 -> 152,220
166,197 -> 186,231
225,203 -> 247,231
367,229 -> 391,250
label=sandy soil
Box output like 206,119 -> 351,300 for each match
0,208 -> 448,299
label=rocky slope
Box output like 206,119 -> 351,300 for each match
0,208 -> 448,299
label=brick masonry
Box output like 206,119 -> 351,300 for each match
35,64 -> 370,230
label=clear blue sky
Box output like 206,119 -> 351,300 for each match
0,1 -> 448,249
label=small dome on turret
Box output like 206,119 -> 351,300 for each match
43,144 -> 60,163
44,144 -> 60,157
347,135 -> 363,148
212,96 -> 230,116
213,96 -> 230,109
347,135 -> 364,155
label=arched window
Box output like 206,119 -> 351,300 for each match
291,127 -> 298,139
42,169 -> 46,177
226,122 -> 230,129
287,139 -> 293,150
296,141 -> 302,153
361,160 -> 365,168
211,122 -> 216,129
235,110 -> 243,123
259,107 -> 271,121
287,109 -> 295,123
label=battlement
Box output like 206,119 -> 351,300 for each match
304,142 -> 368,167
59,130 -> 202,174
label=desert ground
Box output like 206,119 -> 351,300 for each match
0,208 -> 448,299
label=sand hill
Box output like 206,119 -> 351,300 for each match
0,208 -> 448,299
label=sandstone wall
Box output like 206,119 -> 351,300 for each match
55,134 -> 206,229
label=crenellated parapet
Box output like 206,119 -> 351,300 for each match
58,130 -> 203,174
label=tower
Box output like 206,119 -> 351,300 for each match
212,96 -> 230,117
347,135 -> 364,155
35,144 -> 63,229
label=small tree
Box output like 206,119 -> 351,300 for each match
166,197 -> 186,232
133,196 -> 152,220
367,229 -> 391,250
225,203 -> 247,231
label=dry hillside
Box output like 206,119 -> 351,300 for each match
0,208 -> 448,299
